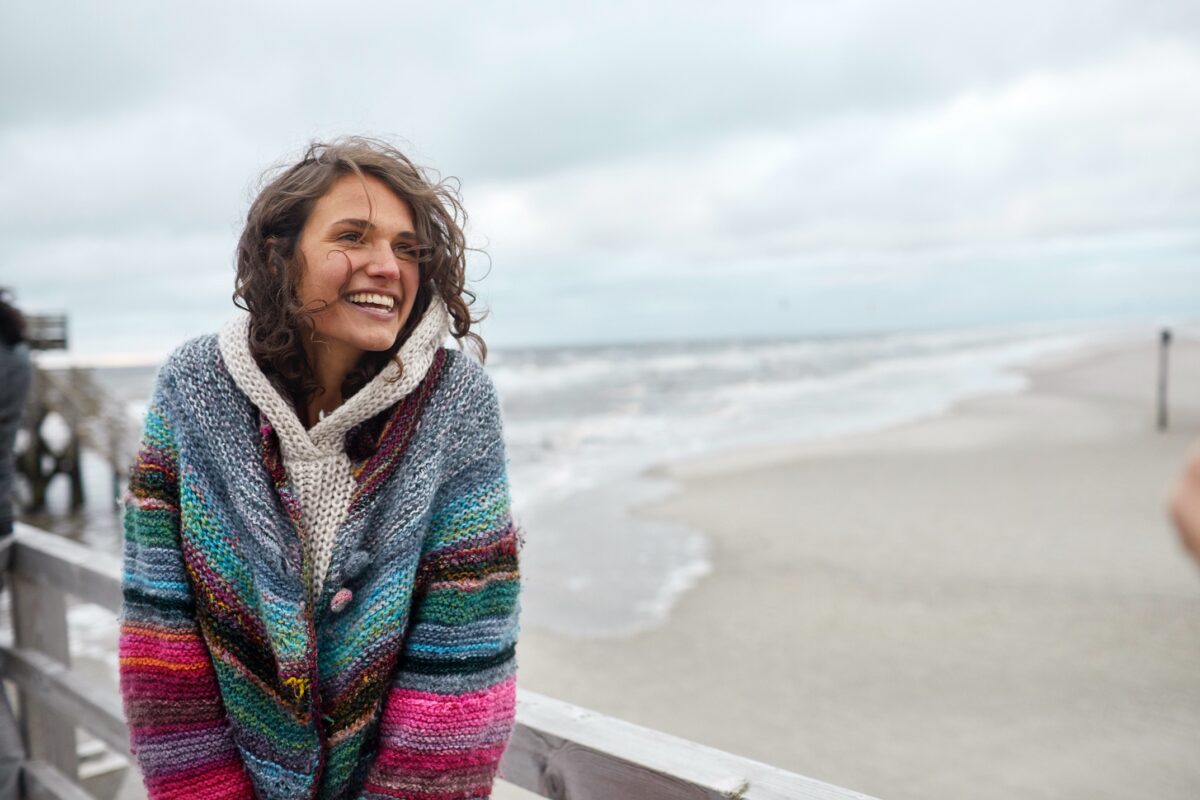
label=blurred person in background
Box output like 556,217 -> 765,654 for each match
1170,444 -> 1200,569
119,138 -> 521,800
0,289 -> 30,799
0,290 -> 31,541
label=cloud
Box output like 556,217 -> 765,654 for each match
468,39 -> 1200,269
0,103 -> 259,236
1,0 -> 1198,349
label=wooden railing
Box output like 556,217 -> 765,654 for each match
1,523 -> 878,800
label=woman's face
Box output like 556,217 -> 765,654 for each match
295,173 -> 422,365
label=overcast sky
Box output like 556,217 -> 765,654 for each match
2,0 -> 1198,356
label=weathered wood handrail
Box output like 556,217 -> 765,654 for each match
2,523 -> 879,800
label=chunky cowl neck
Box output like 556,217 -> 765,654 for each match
216,299 -> 450,597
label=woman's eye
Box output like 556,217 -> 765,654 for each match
393,243 -> 418,258
337,232 -> 363,244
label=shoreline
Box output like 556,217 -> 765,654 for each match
514,327 -> 1145,640
514,333 -> 1200,800
647,331 -> 1179,483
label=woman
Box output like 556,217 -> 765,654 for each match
0,290 -> 32,543
119,138 -> 521,800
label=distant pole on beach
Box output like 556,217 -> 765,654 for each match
1158,327 -> 1172,432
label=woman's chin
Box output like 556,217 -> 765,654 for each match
346,321 -> 406,353
358,334 -> 402,353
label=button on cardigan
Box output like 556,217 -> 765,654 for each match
118,300 -> 522,800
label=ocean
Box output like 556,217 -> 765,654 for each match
22,320 -> 1124,640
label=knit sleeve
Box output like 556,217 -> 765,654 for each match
361,377 -> 521,800
118,389 -> 256,800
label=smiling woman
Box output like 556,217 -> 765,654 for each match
292,174 -> 424,421
117,138 -> 521,800
233,139 -> 484,429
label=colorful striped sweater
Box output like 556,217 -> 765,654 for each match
119,301 -> 521,800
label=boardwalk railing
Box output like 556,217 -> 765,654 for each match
1,523 -> 878,800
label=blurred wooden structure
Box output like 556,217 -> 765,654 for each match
15,312 -> 83,512
23,315 -> 68,353
16,312 -> 132,512
15,304 -> 133,508
1,522 -> 879,800
17,369 -> 131,513
19,371 -> 82,512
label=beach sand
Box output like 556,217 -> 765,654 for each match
512,335 -> 1200,799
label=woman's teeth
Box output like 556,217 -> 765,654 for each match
346,292 -> 395,311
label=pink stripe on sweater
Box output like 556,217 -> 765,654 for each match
379,676 -> 516,733
144,759 -> 254,800
120,633 -> 212,661
371,741 -> 509,771
360,778 -> 493,800
125,668 -> 222,697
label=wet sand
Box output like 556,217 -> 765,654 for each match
513,334 -> 1200,799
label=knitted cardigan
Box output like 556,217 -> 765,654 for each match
118,300 -> 521,800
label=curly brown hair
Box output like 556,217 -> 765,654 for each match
233,137 -> 485,411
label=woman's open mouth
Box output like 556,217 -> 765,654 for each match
345,292 -> 397,316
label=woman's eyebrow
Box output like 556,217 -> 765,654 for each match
330,218 -> 417,238
330,218 -> 371,230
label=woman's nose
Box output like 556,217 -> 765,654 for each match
363,239 -> 401,278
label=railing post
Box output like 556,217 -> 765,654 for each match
10,573 -> 78,780
1157,327 -> 1171,432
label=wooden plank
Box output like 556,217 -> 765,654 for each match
501,691 -> 879,800
0,646 -> 128,759
492,779 -> 545,800
22,760 -> 95,800
10,524 -> 122,613
11,574 -> 79,780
